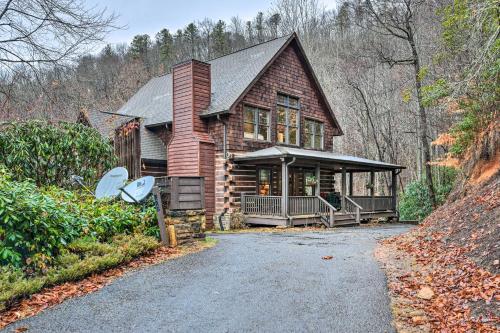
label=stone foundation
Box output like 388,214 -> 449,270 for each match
213,211 -> 247,231
165,209 -> 206,244
213,213 -> 231,231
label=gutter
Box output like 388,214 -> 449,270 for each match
217,114 -> 228,159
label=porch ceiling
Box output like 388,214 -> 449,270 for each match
232,146 -> 405,172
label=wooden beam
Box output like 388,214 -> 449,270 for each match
152,186 -> 169,246
370,171 -> 375,212
391,170 -> 397,212
348,171 -> 353,196
281,159 -> 287,218
315,164 -> 321,196
341,167 -> 346,213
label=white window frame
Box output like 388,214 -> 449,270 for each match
276,94 -> 300,146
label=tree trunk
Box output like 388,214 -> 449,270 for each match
409,35 -> 436,207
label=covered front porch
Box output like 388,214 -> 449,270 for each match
233,146 -> 404,227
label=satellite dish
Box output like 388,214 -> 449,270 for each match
95,167 -> 129,199
120,176 -> 155,203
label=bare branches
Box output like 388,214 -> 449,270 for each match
0,0 -> 118,76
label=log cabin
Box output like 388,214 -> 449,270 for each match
80,33 -> 404,228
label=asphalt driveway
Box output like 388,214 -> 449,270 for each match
3,224 -> 411,333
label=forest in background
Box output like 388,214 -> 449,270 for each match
0,0 -> 497,219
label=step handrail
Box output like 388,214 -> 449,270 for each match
345,196 -> 363,209
317,195 -> 336,227
344,195 -> 362,224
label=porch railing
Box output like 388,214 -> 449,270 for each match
349,196 -> 393,212
288,196 -> 318,216
240,194 -> 282,216
241,195 -> 336,226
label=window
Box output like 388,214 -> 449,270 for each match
258,169 -> 272,196
244,106 -> 270,141
304,118 -> 324,149
276,94 -> 299,145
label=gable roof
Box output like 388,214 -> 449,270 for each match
79,109 -> 136,138
79,110 -> 167,161
115,33 -> 341,131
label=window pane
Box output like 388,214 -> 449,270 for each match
277,106 -> 286,124
258,125 -> 269,141
277,124 -> 286,143
305,133 -> 313,148
315,122 -> 323,135
314,134 -> 322,148
277,94 -> 286,105
289,96 -> 299,108
258,110 -> 269,125
289,127 -> 297,145
304,120 -> 311,134
244,108 -> 254,123
258,169 -> 271,196
244,123 -> 255,139
289,110 -> 298,126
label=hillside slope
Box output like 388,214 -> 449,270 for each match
376,124 -> 499,332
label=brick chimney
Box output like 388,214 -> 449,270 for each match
167,59 -> 215,227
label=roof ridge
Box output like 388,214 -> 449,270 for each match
207,34 -> 293,63
150,34 -> 294,80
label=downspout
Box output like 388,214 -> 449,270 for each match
217,114 -> 228,159
217,114 -> 228,230
285,157 -> 296,226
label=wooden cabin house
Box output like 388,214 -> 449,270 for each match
81,34 -> 404,228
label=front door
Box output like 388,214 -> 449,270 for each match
288,168 -> 315,196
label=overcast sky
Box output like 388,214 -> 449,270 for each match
89,0 -> 338,45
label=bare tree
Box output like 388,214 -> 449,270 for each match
0,0 -> 118,82
362,0 -> 436,206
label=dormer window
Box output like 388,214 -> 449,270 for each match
244,106 -> 270,141
276,93 -> 299,146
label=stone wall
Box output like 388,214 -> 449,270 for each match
164,209 -> 206,244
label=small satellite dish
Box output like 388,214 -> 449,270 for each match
120,176 -> 155,203
95,167 -> 129,199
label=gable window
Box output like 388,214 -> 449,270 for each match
304,118 -> 324,149
244,106 -> 270,141
276,94 -> 299,146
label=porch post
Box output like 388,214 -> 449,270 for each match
341,167 -> 347,213
315,164 -> 321,196
370,170 -> 375,212
348,171 -> 353,196
391,170 -> 397,212
281,159 -> 288,218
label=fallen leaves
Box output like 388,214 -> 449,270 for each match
416,287 -> 434,300
376,176 -> 500,332
322,255 -> 333,260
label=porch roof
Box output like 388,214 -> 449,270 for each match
232,146 -> 404,171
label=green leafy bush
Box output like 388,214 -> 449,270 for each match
0,167 -> 84,269
0,167 -> 157,269
0,234 -> 159,311
399,181 -> 433,221
449,111 -> 480,156
0,121 -> 116,187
